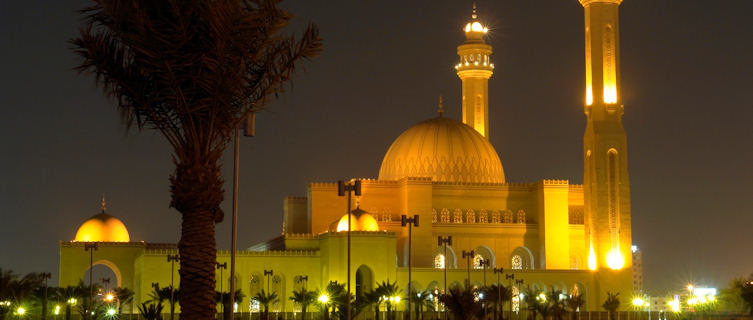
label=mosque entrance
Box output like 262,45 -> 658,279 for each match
82,261 -> 120,297
355,265 -> 373,297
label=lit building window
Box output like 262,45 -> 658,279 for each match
504,210 -> 513,223
466,209 -> 475,223
473,254 -> 485,269
432,208 -> 437,223
516,210 -> 526,224
512,286 -> 520,312
453,209 -> 463,223
512,255 -> 522,270
491,210 -> 501,223
441,208 -> 450,223
479,209 -> 488,223
434,254 -> 445,269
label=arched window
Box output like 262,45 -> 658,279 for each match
453,209 -> 463,223
491,210 -> 501,223
511,255 -> 523,270
434,254 -> 445,269
504,210 -> 513,223
479,209 -> 488,223
473,253 -> 487,269
466,209 -> 475,223
440,208 -> 450,223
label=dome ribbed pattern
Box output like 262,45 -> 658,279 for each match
378,117 -> 505,183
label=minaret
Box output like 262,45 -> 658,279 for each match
455,3 -> 493,138
580,0 -> 633,277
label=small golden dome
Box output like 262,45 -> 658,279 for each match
74,213 -> 130,242
378,117 -> 505,183
332,206 -> 380,232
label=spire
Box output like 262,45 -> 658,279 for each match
100,193 -> 107,213
472,2 -> 478,20
438,95 -> 444,117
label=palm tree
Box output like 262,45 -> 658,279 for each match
481,284 -> 511,320
71,1 -> 321,318
374,280 -> 401,320
602,292 -> 620,320
0,270 -> 44,320
289,287 -> 318,320
150,284 -> 180,318
565,293 -> 585,320
53,283 -> 88,320
252,289 -> 278,320
438,286 -> 483,320
363,289 -> 384,320
547,289 -> 567,320
410,289 -> 436,320
522,286 -> 544,320
113,287 -> 134,316
216,289 -> 244,320
139,301 -> 164,320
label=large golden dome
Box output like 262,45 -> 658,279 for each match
378,117 -> 505,183
74,211 -> 130,242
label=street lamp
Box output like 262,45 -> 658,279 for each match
337,179 -> 362,320
295,275 -> 309,291
264,270 -> 274,293
401,214 -> 419,320
462,250 -> 475,289
479,258 -> 490,287
505,273 -> 515,320
216,262 -> 227,315
437,236 -> 452,320
167,254 -> 179,320
229,112 -> 255,320
515,279 -> 524,320
493,268 -> 504,320
84,242 -> 98,320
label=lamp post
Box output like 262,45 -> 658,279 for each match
505,273 -> 514,320
264,270 -> 274,293
216,262 -> 227,315
84,242 -> 98,320
296,275 -> 309,291
41,272 -> 51,320
337,179 -> 362,320
166,254 -> 179,320
493,268 -> 504,320
479,259 -> 490,287
462,250 -> 475,289
437,236 -> 452,320
401,214 -> 419,320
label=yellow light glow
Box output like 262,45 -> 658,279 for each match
603,84 -> 617,104
586,84 -> 593,106
105,293 -> 114,302
707,295 -> 715,302
632,297 -> 645,307
394,296 -> 401,303
588,243 -> 597,270
54,305 -> 60,315
537,293 -> 547,302
668,299 -> 680,312
318,294 -> 329,304
336,213 -> 379,232
107,308 -> 116,316
17,307 -> 25,315
606,249 -> 624,270
688,298 -> 697,305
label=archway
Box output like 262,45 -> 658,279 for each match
356,265 -> 374,298
510,246 -> 534,270
473,245 -> 495,269
432,246 -> 458,269
83,260 -> 122,291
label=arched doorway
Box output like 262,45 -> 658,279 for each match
355,265 -> 374,298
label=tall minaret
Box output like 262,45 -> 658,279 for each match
455,3 -> 493,138
580,0 -> 633,279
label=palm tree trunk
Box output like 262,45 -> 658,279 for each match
173,160 -> 224,320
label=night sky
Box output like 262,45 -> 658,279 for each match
1,0 -> 751,295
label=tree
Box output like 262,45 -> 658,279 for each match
547,289 -> 567,320
216,289 -> 244,320
139,301 -> 164,320
71,1 -> 321,318
522,286 -> 544,320
565,293 -> 585,320
0,270 -> 44,320
150,284 -> 180,318
735,274 -> 753,316
52,282 -> 88,320
481,284 -> 511,320
374,280 -> 401,320
113,287 -> 134,315
602,292 -> 620,320
252,289 -> 278,320
439,286 -> 483,320
410,288 -> 436,320
290,287 -> 317,320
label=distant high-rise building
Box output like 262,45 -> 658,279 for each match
632,245 -> 643,292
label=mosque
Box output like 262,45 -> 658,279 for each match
60,0 -> 636,315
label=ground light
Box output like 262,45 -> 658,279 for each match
318,294 -> 329,304
54,305 -> 61,315
107,308 -> 116,316
16,307 -> 25,315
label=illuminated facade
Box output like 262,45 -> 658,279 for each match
60,2 -> 635,315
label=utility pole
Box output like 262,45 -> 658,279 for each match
401,215 -> 419,320
462,250 -> 475,289
337,179 -> 362,320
